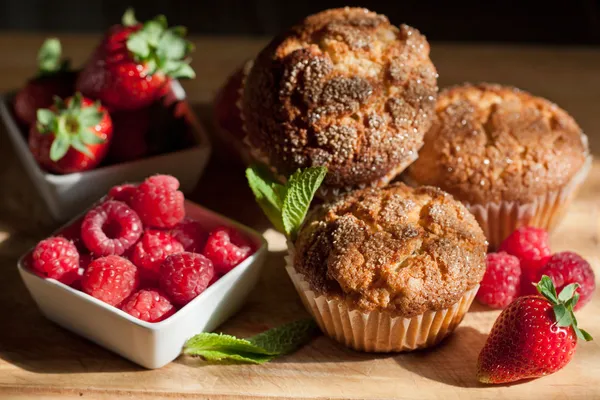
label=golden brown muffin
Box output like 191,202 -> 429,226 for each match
242,7 -> 438,195
293,182 -> 487,317
406,83 -> 589,205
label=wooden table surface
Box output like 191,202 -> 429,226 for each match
1,35 -> 600,399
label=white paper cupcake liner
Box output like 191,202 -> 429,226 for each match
403,155 -> 592,249
285,244 -> 478,352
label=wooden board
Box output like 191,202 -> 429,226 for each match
1,35 -> 600,400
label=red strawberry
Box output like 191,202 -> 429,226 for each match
108,107 -> 151,163
14,38 -> 75,126
76,8 -> 195,111
477,276 -> 593,384
28,93 -> 113,174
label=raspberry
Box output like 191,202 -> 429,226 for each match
130,230 -> 184,280
108,184 -> 137,205
81,200 -> 143,256
130,175 -> 185,228
121,289 -> 175,322
476,252 -> 522,309
58,218 -> 87,253
537,252 -> 596,310
203,226 -> 252,275
81,255 -> 139,306
170,218 -> 207,252
160,252 -> 214,305
499,227 -> 551,295
31,237 -> 80,284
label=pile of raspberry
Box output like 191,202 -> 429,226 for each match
29,175 -> 254,323
476,227 -> 596,309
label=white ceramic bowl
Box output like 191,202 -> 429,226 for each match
18,200 -> 267,369
1,81 -> 211,222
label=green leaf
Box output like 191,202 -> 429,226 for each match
78,107 -> 104,129
157,30 -> 187,60
79,128 -> 105,145
69,93 -> 82,111
281,166 -> 327,238
573,326 -> 593,342
183,319 -> 319,365
168,62 -> 195,79
121,8 -> 138,27
142,20 -> 164,47
535,275 -> 559,304
246,165 -> 286,233
36,109 -> 55,127
154,14 -> 168,28
70,137 -> 93,157
553,304 -> 573,327
558,283 -> 579,303
49,134 -> 70,161
127,32 -> 150,58
37,38 -> 62,73
170,26 -> 187,36
248,319 -> 318,355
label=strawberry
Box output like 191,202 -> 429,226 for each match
28,93 -> 113,174
108,107 -> 151,163
477,276 -> 593,384
76,8 -> 195,111
13,38 -> 75,126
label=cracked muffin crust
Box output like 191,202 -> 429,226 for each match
242,7 -> 438,194
406,83 -> 589,205
293,182 -> 487,317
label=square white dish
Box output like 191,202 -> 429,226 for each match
17,200 -> 267,369
1,80 -> 211,222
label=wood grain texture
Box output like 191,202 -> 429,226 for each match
0,35 -> 599,399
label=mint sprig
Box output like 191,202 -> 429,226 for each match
183,319 -> 319,364
122,9 -> 195,79
246,165 -> 326,239
535,276 -> 593,342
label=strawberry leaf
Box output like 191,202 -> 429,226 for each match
558,283 -> 579,303
121,8 -> 138,27
127,33 -> 150,58
574,327 -> 593,342
78,107 -> 104,129
535,275 -> 558,304
168,63 -> 195,79
49,134 -> 70,161
37,38 -> 62,74
553,304 -> 573,327
79,128 -> 104,146
70,137 -> 94,157
157,30 -> 187,59
37,109 -> 55,127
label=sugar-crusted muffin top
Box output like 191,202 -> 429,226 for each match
293,182 -> 487,316
406,83 -> 589,204
242,7 -> 438,194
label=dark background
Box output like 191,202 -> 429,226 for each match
0,0 -> 599,44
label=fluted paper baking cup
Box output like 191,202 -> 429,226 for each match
403,155 -> 592,250
285,244 -> 478,352
464,155 -> 592,249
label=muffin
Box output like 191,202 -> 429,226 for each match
242,7 -> 438,198
213,60 -> 254,165
287,182 -> 487,352
405,83 -> 591,248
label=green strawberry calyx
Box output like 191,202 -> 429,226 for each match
535,275 -> 593,342
246,164 -> 327,240
37,38 -> 70,76
122,8 -> 195,79
36,93 -> 106,162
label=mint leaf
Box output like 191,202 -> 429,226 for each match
248,319 -> 319,355
246,165 -> 286,233
183,319 -> 319,365
37,38 -> 62,74
281,166 -> 327,238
